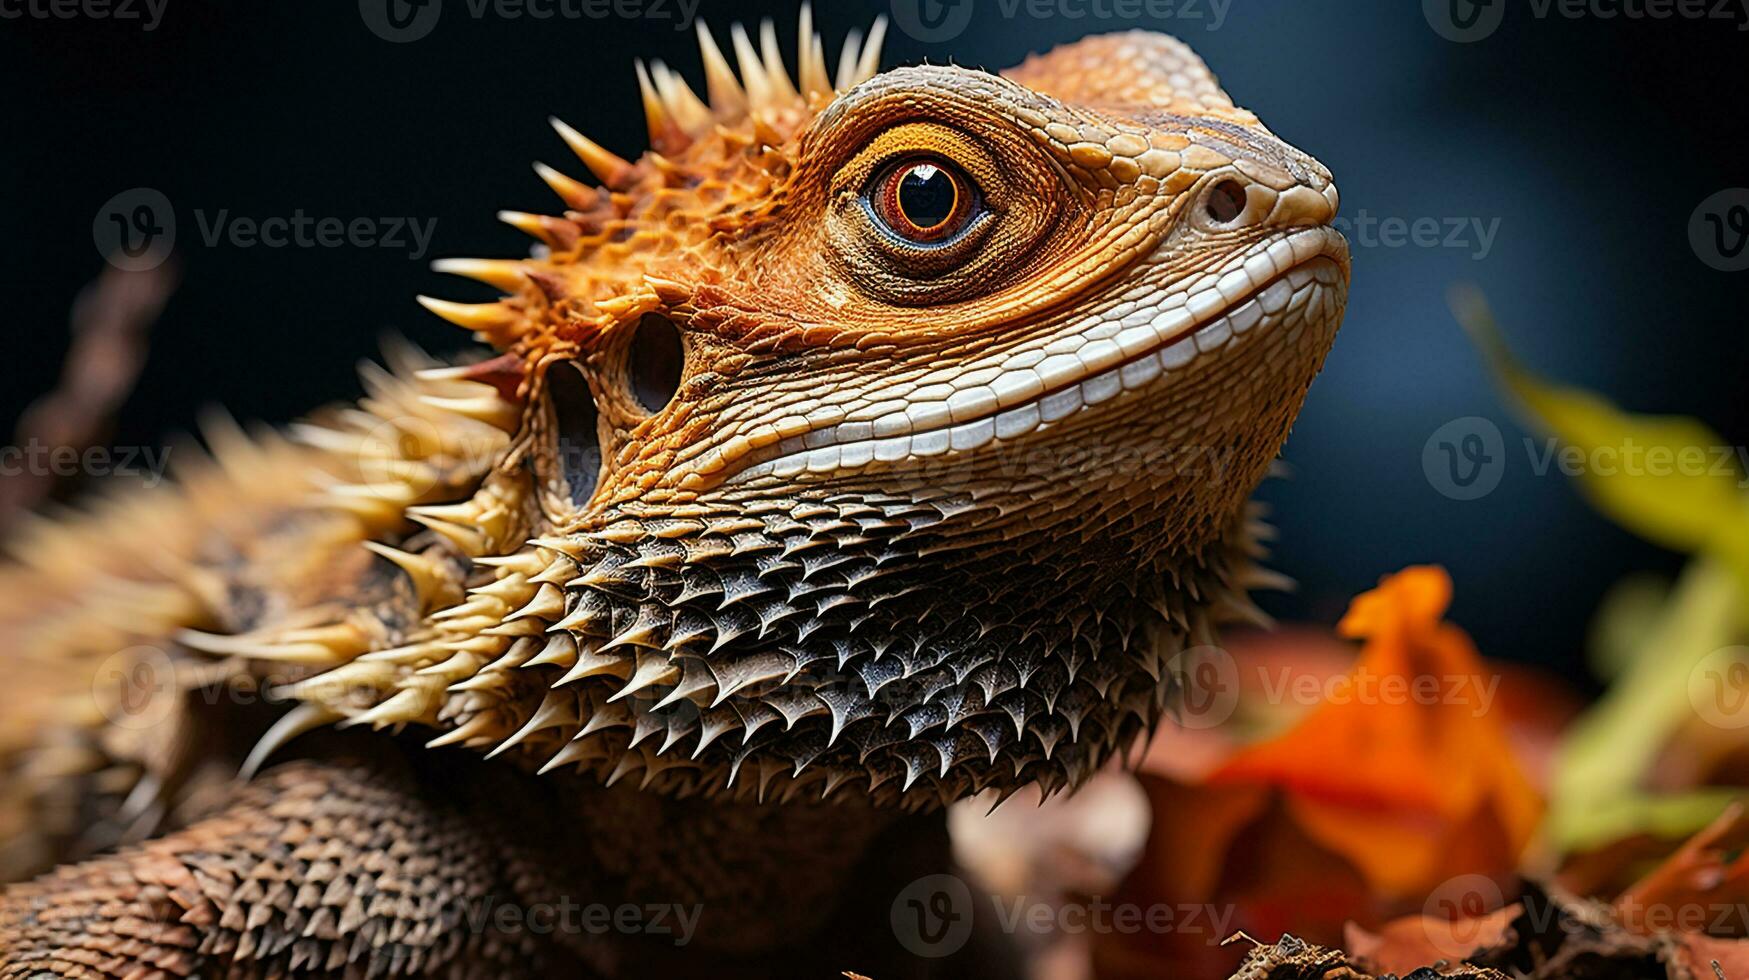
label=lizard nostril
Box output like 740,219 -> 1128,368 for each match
1204,179 -> 1248,225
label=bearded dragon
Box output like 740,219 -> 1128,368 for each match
0,12 -> 1348,977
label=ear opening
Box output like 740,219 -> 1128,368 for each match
545,360 -> 605,508
628,313 -> 685,416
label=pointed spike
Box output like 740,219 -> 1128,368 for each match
446,669 -> 509,693
754,756 -> 784,803
498,210 -> 568,248
530,554 -> 578,586
430,257 -> 526,291
634,59 -> 688,154
1239,564 -> 1296,592
406,512 -> 485,555
548,116 -> 635,190
655,716 -> 696,756
423,714 -> 497,749
474,550 -> 547,574
415,295 -> 515,334
524,631 -> 578,668
537,739 -> 599,775
417,392 -> 520,431
276,660 -> 398,701
695,20 -> 745,116
603,750 -> 643,788
819,768 -> 853,801
505,582 -> 566,623
175,628 -> 351,665
362,541 -> 455,611
419,649 -> 490,679
487,690 -> 579,758
729,22 -> 773,110
607,654 -> 680,702
554,648 -> 634,686
599,613 -> 664,652
652,667 -> 718,711
757,18 -> 797,102
345,687 -> 434,728
651,61 -> 712,136
691,709 -> 742,759
532,162 -> 595,210
834,27 -> 863,92
239,704 -> 341,781
798,4 -> 831,98
577,701 -> 633,737
854,16 -> 887,85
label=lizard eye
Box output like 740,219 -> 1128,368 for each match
866,157 -> 981,246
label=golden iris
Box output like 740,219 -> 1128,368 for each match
870,157 -> 976,245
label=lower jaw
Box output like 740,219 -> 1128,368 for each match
728,255 -> 1345,485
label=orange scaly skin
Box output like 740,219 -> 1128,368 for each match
0,16 -> 1348,977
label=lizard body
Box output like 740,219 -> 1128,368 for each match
0,14 -> 1348,976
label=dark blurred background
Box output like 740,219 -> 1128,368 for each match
1,0 -> 1744,685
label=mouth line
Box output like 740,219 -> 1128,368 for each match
724,229 -> 1348,485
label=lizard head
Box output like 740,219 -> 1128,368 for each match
324,16 -> 1349,806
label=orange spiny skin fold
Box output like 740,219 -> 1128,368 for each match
0,14 -> 1350,895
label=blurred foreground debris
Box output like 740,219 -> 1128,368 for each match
0,261 -> 176,529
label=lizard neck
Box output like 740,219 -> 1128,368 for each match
384,735 -> 946,974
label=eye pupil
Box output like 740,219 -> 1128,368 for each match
896,163 -> 957,232
869,156 -> 976,246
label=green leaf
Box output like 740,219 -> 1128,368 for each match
1451,285 -> 1749,584
1452,288 -> 1749,851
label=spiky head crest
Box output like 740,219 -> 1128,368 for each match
249,13 -> 1350,808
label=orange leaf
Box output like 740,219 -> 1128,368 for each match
1207,566 -> 1542,898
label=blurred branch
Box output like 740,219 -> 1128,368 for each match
0,260 -> 177,530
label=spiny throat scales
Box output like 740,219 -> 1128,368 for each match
0,11 -> 1350,886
